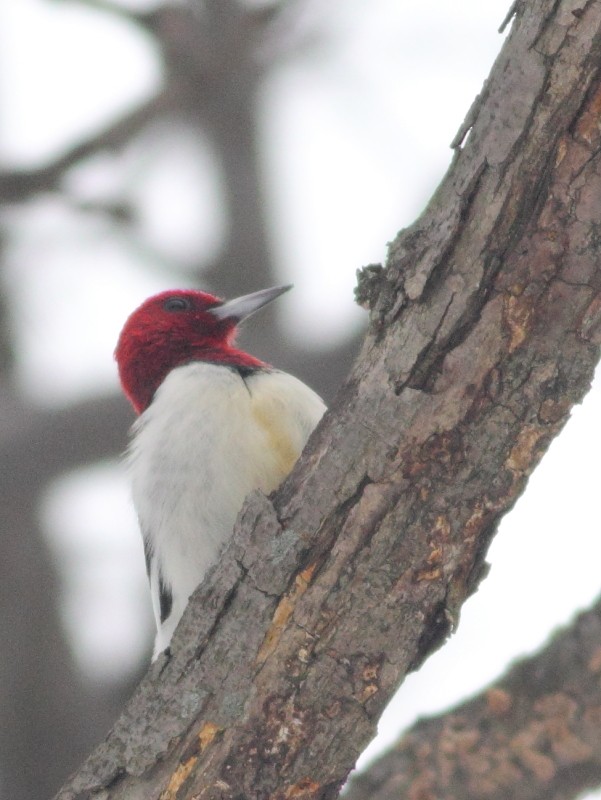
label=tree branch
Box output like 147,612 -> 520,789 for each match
345,594 -> 601,800
0,97 -> 163,203
0,390 -> 132,492
54,1 -> 601,798
50,0 -> 151,23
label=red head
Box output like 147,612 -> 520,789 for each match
115,285 -> 291,414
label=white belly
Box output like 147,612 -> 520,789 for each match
127,362 -> 325,657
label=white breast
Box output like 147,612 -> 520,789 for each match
127,362 -> 325,657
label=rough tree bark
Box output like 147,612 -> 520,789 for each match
55,1 -> 601,798
344,597 -> 601,800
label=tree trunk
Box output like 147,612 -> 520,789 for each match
55,1 -> 601,798
345,594 -> 601,800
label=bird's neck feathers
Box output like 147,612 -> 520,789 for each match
120,340 -> 266,415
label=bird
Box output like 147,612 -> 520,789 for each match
115,285 -> 326,659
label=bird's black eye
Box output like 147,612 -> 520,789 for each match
163,297 -> 192,312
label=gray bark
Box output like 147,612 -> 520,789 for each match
345,595 -> 601,800
55,1 -> 601,798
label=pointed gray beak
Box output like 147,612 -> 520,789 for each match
210,284 -> 293,322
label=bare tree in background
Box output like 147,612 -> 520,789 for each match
0,3 -> 358,798
3,2 -> 601,800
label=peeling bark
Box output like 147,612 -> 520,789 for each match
55,2 -> 601,799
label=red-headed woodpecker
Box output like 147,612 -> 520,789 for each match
115,285 -> 325,658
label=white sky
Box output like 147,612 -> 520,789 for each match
2,1 -> 601,795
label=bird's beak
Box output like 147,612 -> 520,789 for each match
210,284 -> 293,322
